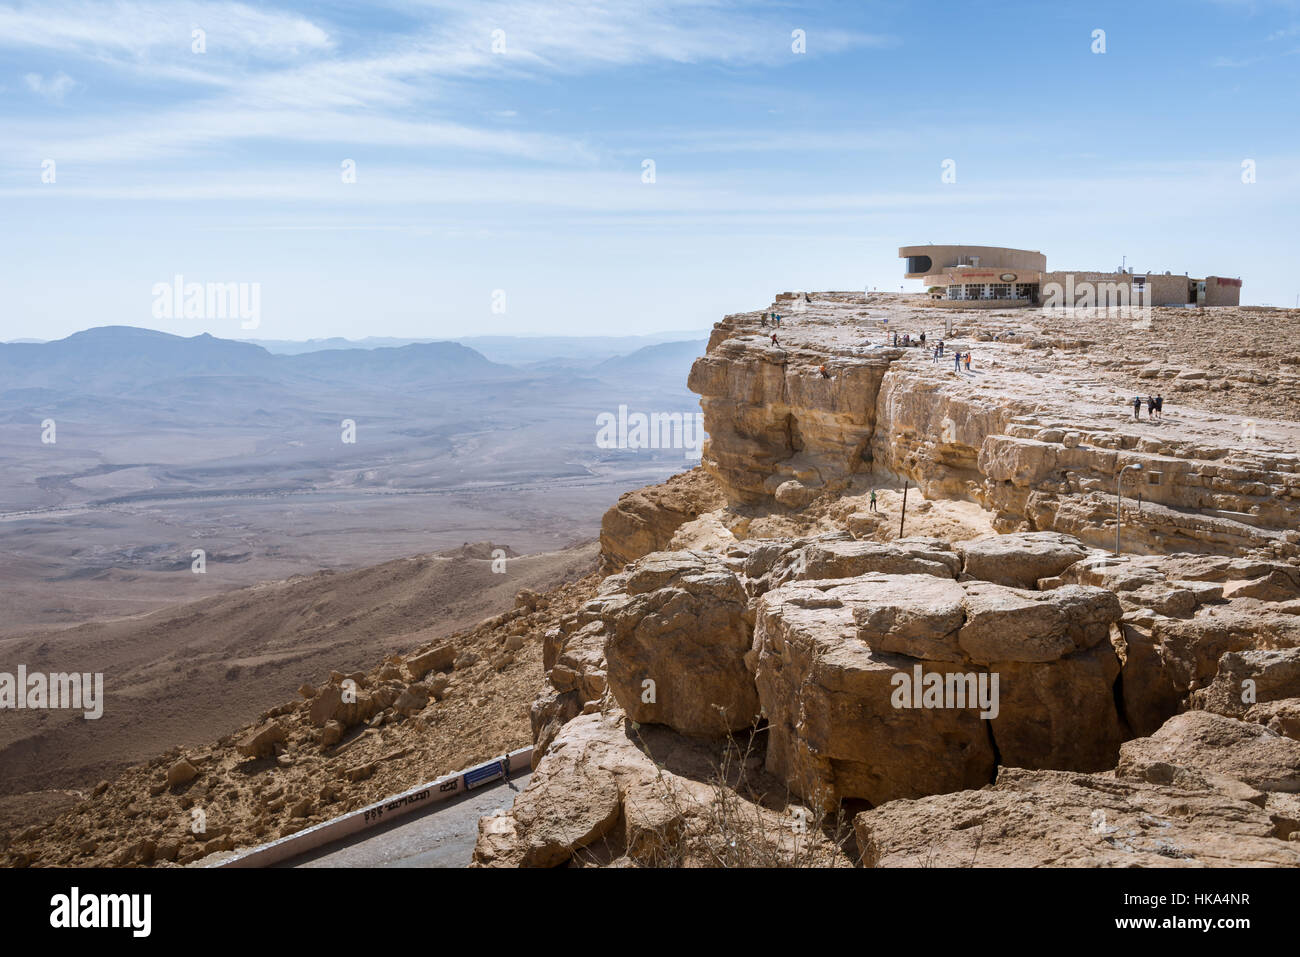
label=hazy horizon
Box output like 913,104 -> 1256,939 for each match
1,325 -> 714,347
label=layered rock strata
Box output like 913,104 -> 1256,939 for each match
689,300 -> 1300,560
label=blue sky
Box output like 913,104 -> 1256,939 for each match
2,0 -> 1298,342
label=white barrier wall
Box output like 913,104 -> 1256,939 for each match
214,746 -> 533,868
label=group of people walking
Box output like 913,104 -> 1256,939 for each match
1134,394 -> 1164,421
886,329 -> 973,374
934,343 -> 971,372
758,313 -> 982,377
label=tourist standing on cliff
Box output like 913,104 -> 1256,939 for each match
771,333 -> 778,346
954,351 -> 962,372
1147,395 -> 1157,419
869,490 -> 878,511
1155,394 -> 1164,421
964,352 -> 972,371
1132,396 -> 1142,420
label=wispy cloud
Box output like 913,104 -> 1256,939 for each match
21,70 -> 76,100
0,1 -> 333,60
0,0 -> 898,177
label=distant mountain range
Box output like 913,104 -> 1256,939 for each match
593,340 -> 709,381
0,326 -> 508,394
224,331 -> 711,364
0,327 -> 709,394
0,327 -> 709,435
3,329 -> 713,367
449,333 -> 710,365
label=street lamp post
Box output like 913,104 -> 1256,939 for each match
1114,462 -> 1143,555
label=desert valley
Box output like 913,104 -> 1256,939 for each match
6,292 -> 1300,870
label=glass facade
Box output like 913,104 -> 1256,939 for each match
946,283 -> 1038,302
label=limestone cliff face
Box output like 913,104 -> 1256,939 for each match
870,366 -> 1024,500
872,368 -> 1300,558
688,307 -> 1300,560
687,324 -> 899,507
476,294 -> 1300,868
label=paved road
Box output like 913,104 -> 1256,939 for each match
284,770 -> 531,868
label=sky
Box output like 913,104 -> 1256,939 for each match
2,0 -> 1299,343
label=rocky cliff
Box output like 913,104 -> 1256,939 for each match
689,296 -> 1300,560
475,292 -> 1300,867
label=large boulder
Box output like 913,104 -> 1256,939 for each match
854,765 -> 1300,867
405,644 -> 455,680
957,582 -> 1120,664
476,718 -> 625,868
602,552 -> 758,736
165,759 -> 198,788
957,531 -> 1089,589
307,683 -> 377,729
991,648 -> 1125,773
1245,698 -> 1300,742
957,581 -> 1126,771
474,711 -> 849,868
236,721 -> 286,759
1115,710 -> 1300,795
754,579 -> 996,811
844,574 -> 969,661
1145,608 -> 1300,707
753,572 -> 1127,810
1221,570 -> 1300,603
769,537 -> 960,588
1195,648 -> 1300,719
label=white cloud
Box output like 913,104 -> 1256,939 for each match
22,70 -> 76,101
9,157 -> 1291,217
2,108 -> 596,164
0,1 -> 332,60
0,1 -> 900,179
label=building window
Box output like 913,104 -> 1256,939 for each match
1013,283 -> 1034,300
989,283 -> 1010,299
906,255 -> 933,274
947,286 -> 961,299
